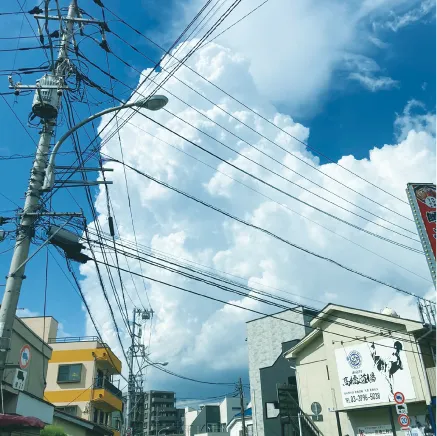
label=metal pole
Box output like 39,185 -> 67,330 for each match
335,411 -> 343,436
239,378 -> 247,436
126,309 -> 136,435
0,0 -> 77,380
297,412 -> 303,436
388,406 -> 397,435
415,332 -> 436,434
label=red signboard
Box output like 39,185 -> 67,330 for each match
411,184 -> 436,256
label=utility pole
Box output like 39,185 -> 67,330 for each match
0,0 -> 78,379
238,378 -> 247,436
126,308 -> 152,436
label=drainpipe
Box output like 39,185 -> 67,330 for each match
416,327 -> 436,434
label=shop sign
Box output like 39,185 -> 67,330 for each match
335,338 -> 416,408
356,424 -> 392,435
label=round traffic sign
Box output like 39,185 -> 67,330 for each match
398,414 -> 410,428
394,391 -> 405,404
19,344 -> 31,369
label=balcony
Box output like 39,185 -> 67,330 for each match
152,396 -> 174,403
93,377 -> 123,411
95,377 -> 123,399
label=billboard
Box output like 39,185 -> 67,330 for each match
406,183 -> 436,283
335,338 -> 416,408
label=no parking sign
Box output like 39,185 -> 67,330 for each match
19,344 -> 31,369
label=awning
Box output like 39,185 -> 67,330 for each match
0,414 -> 45,429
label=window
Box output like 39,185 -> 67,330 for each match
55,405 -> 78,416
99,410 -> 104,425
57,364 -> 82,383
93,408 -> 98,423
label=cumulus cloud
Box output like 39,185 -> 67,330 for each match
77,36 -> 435,396
174,0 -> 430,113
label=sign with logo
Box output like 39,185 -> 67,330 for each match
19,344 -> 31,369
356,424 -> 393,435
406,183 -> 436,281
394,391 -> 406,404
396,404 -> 408,414
399,414 -> 411,428
335,338 -> 416,408
12,368 -> 27,391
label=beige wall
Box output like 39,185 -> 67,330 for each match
293,309 -> 431,435
21,316 -> 58,342
53,415 -> 88,436
3,316 -> 52,399
46,359 -> 96,391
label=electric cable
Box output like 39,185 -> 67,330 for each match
101,155 -> 434,304
104,7 -> 413,207
93,258 -> 436,358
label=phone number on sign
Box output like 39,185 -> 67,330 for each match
345,392 -> 381,403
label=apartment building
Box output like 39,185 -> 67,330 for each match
143,390 -> 181,435
29,317 -> 123,436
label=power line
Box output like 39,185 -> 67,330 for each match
90,114 -> 430,283
86,233 -> 435,353
199,0 -> 270,48
93,258 -> 436,358
104,6 -> 412,207
86,43 -> 417,239
101,155 -> 434,304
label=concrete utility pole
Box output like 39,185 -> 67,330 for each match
238,378 -> 247,436
0,0 -> 78,380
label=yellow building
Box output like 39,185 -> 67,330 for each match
22,317 -> 123,436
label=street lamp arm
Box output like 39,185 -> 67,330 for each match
42,95 -> 168,191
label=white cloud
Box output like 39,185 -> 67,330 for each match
383,0 -> 436,31
77,38 -> 435,394
174,0 -> 429,113
349,73 -> 399,91
16,308 -> 39,317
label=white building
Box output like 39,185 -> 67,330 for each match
184,397 -> 247,436
226,406 -> 253,436
284,304 -> 436,435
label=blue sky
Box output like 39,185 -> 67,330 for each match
0,0 -> 435,400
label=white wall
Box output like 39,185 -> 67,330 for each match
185,407 -> 199,436
227,418 -> 253,436
219,397 -> 242,426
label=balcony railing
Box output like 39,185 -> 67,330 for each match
49,336 -> 100,343
94,377 -> 123,399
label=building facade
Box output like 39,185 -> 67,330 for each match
246,307 -> 316,436
184,397 -> 247,436
226,407 -> 253,436
1,314 -> 55,430
285,304 -> 436,436
143,390 -> 180,435
33,317 -> 123,436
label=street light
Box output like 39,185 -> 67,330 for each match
158,427 -> 170,435
42,95 -> 169,191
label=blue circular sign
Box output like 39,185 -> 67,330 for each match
347,350 -> 362,369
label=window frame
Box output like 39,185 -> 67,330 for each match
57,363 -> 83,383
